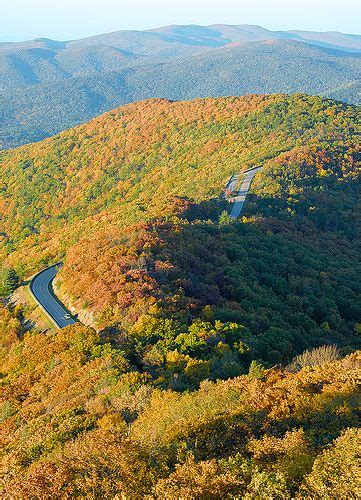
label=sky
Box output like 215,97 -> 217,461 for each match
1,0 -> 360,42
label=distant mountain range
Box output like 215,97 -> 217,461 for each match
1,24 -> 360,149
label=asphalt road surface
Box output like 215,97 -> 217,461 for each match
29,167 -> 262,327
223,173 -> 239,196
230,166 -> 262,218
30,264 -> 76,329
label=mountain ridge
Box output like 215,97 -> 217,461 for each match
0,24 -> 360,150
3,24 -> 360,53
0,32 -> 360,150
1,95 -> 359,496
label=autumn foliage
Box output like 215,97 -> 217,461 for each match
0,306 -> 359,497
0,94 -> 360,496
0,94 -> 358,275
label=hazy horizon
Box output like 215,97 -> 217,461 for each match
2,23 -> 361,45
2,0 -> 360,42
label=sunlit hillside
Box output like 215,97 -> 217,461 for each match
1,94 -> 358,274
0,89 -> 360,497
1,305 -> 359,497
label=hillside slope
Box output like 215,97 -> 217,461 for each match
1,305 -> 359,497
1,94 -> 360,496
0,94 -> 357,270
1,94 -> 359,370
0,24 -> 360,149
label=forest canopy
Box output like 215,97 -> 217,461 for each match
0,94 -> 360,497
0,94 -> 358,272
0,93 -> 359,375
0,305 -> 359,497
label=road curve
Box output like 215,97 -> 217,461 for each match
230,166 -> 263,219
30,264 -> 76,329
29,168 -> 262,328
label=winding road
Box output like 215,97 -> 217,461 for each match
30,166 -> 262,328
229,166 -> 262,219
30,264 -> 76,329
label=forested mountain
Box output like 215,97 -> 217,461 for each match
0,24 -> 360,149
1,94 -> 360,364
3,24 -> 361,60
1,305 -> 359,497
1,94 -> 360,495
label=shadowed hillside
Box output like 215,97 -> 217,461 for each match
0,89 -> 360,497
0,94 -> 359,372
1,94 -> 358,272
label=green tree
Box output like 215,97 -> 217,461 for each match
248,360 -> 265,379
0,268 -> 20,297
218,210 -> 231,225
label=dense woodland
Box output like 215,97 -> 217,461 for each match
0,306 -> 360,497
54,138 -> 360,380
0,28 -> 360,149
1,94 -> 358,271
0,94 -> 360,496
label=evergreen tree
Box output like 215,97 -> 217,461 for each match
218,210 -> 231,225
0,268 -> 20,297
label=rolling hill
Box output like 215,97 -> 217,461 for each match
0,24 -> 360,149
1,93 -> 360,496
1,94 -> 359,365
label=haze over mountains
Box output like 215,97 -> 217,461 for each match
1,24 -> 360,149
2,24 -> 361,56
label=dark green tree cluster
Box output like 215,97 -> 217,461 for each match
0,267 -> 20,298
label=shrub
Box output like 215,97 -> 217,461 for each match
287,345 -> 340,372
302,428 -> 361,498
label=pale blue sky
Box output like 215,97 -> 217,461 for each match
1,0 -> 360,42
